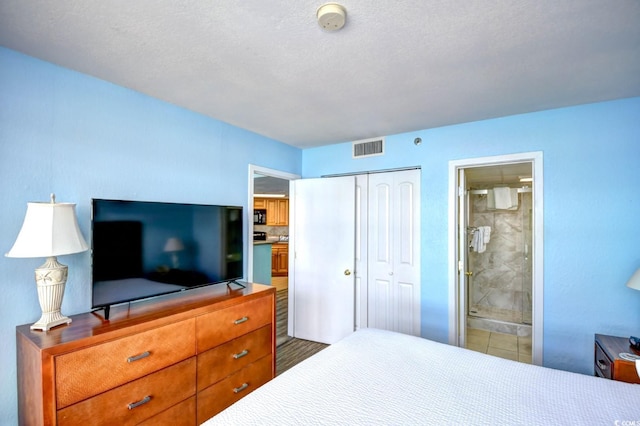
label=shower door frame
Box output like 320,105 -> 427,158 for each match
448,151 -> 544,365
466,186 -> 533,325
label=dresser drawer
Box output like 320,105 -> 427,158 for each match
137,395 -> 196,426
595,342 -> 612,379
56,319 -> 196,408
196,296 -> 272,352
197,325 -> 272,391
197,354 -> 273,424
57,357 -> 196,426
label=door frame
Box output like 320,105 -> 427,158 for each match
448,152 -> 544,365
247,165 -> 300,283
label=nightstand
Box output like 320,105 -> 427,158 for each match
594,334 -> 640,384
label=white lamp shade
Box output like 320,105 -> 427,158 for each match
6,201 -> 88,258
164,237 -> 185,252
627,268 -> 640,291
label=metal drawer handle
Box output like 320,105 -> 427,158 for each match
233,383 -> 249,394
233,349 -> 249,359
597,360 -> 608,370
128,395 -> 151,410
127,351 -> 151,363
234,316 -> 249,325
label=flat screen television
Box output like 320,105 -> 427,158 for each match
91,199 -> 243,318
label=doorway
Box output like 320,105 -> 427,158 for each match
448,152 -> 543,365
248,165 -> 299,347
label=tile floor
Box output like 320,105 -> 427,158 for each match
466,328 -> 532,364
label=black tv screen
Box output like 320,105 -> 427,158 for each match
91,199 -> 243,313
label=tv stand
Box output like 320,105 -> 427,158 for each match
16,283 -> 276,425
226,280 -> 246,289
92,305 -> 111,320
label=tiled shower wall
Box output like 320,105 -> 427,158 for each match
467,189 -> 532,336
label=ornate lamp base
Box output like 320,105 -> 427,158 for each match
31,256 -> 72,331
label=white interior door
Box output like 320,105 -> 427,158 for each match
354,175 -> 368,330
367,169 -> 421,335
290,176 -> 356,344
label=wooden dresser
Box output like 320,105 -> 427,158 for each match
16,283 -> 276,425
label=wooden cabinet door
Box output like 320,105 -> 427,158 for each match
271,244 -> 288,276
276,199 -> 289,225
271,246 -> 279,275
276,245 -> 288,276
266,199 -> 278,225
254,198 -> 267,209
265,199 -> 289,226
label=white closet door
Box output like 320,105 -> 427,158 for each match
354,175 -> 369,330
290,176 -> 356,344
367,169 -> 421,335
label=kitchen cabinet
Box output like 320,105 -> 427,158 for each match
266,199 -> 289,226
271,243 -> 288,277
253,198 -> 288,226
253,198 -> 267,209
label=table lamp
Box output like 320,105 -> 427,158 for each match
164,237 -> 185,269
6,194 -> 88,331
627,268 -> 640,292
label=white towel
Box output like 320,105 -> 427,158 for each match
486,190 -> 495,210
492,187 -> 519,210
636,359 -> 640,378
470,228 -> 487,253
481,226 -> 491,244
508,188 -> 519,210
493,187 -> 511,209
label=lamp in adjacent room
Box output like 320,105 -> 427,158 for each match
164,237 -> 185,269
5,194 -> 88,331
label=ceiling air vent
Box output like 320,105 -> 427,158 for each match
352,137 -> 384,159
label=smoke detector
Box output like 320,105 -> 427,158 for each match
317,3 -> 347,31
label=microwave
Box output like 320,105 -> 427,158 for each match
254,209 -> 266,225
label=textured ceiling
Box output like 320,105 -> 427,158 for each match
1,1 -> 639,148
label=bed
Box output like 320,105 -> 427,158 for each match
204,328 -> 640,425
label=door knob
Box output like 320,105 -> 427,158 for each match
465,271 -> 473,276
344,269 -> 351,276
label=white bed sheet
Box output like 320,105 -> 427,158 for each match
204,328 -> 640,425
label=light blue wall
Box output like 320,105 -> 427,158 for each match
1,45 -> 639,424
0,48 -> 301,424
302,97 -> 640,374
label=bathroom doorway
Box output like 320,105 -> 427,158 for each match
448,152 -> 543,365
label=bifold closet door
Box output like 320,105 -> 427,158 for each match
366,169 -> 421,335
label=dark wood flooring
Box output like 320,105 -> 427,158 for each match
275,289 -> 328,375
